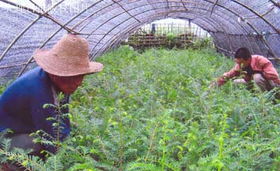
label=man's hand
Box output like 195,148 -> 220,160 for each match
209,81 -> 218,89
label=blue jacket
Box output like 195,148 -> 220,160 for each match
0,67 -> 70,153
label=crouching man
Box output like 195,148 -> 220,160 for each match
212,47 -> 280,91
0,34 -> 103,169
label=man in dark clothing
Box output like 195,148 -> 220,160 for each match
0,34 -> 103,165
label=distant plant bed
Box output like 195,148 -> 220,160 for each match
124,33 -> 213,50
1,47 -> 280,170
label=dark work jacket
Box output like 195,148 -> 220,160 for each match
0,67 -> 70,153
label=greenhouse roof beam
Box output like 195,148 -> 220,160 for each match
231,0 -> 280,34
111,0 -> 141,23
88,7 -> 242,58
0,0 -> 65,62
0,0 -> 84,34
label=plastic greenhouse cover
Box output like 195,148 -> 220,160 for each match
0,0 -> 279,81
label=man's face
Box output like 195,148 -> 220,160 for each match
49,74 -> 85,94
234,58 -> 250,68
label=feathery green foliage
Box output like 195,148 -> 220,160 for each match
0,46 -> 280,170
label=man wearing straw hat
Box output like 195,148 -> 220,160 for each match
0,34 -> 103,162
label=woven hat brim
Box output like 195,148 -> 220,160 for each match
33,49 -> 104,76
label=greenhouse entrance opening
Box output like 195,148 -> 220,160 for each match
124,18 -> 213,50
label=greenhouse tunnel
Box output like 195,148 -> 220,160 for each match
0,0 -> 279,82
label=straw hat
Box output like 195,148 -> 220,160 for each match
33,34 -> 103,76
